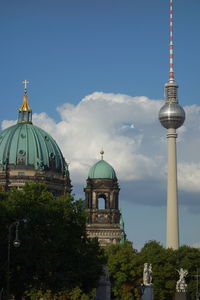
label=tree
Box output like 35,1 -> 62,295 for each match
139,240 -> 176,300
175,245 -> 200,299
105,241 -> 140,300
106,240 -> 200,300
0,183 -> 105,299
139,241 -> 200,300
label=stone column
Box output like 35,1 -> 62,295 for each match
96,266 -> 111,300
141,285 -> 154,300
175,292 -> 189,300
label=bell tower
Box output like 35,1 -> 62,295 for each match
84,151 -> 124,247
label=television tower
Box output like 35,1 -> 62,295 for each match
159,0 -> 185,249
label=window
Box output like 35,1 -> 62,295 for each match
18,172 -> 25,176
98,197 -> 106,209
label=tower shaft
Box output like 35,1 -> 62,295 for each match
159,0 -> 185,249
166,128 -> 179,249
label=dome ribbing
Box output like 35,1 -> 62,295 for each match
0,82 -> 71,195
0,123 -> 67,174
88,159 -> 116,179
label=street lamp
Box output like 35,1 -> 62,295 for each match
7,221 -> 23,300
191,269 -> 200,300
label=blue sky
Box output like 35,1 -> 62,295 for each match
1,0 -> 200,249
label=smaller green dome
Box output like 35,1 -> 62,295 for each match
88,159 -> 116,179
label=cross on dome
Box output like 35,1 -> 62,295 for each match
22,80 -> 29,91
18,79 -> 32,118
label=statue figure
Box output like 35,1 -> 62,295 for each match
176,268 -> 188,292
149,263 -> 153,284
143,263 -> 153,285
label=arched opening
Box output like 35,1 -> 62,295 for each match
98,194 -> 106,209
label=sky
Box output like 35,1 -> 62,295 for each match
1,0 -> 200,250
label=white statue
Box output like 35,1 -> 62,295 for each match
176,268 -> 188,292
149,263 -> 153,284
143,263 -> 153,285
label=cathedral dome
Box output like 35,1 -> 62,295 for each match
0,123 -> 66,173
88,157 -> 116,179
0,82 -> 71,195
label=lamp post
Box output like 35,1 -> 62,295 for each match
7,221 -> 21,300
192,269 -> 200,300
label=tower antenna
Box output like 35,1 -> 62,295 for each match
169,0 -> 174,82
158,0 -> 185,249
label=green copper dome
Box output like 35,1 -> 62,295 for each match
88,159 -> 116,179
0,123 -> 67,173
0,85 -> 68,175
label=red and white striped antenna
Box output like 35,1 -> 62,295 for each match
169,0 -> 174,82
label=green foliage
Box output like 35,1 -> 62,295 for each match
175,245 -> 200,299
106,240 -> 200,300
0,183 -> 105,299
139,241 -> 176,299
26,286 -> 96,300
1,183 -> 200,300
105,241 -> 140,299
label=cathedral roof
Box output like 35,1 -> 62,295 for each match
0,123 -> 67,173
88,158 -> 116,179
0,83 -> 68,175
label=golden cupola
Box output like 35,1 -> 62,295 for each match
18,80 -> 32,124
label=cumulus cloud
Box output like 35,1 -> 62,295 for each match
179,163 -> 200,193
3,91 -> 200,248
39,92 -> 165,183
2,91 -> 200,199
2,119 -> 16,128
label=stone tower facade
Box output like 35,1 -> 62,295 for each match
84,152 -> 124,247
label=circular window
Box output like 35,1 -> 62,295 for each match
19,150 -> 26,156
50,152 -> 55,159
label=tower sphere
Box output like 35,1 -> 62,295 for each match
159,81 -> 185,130
159,0 -> 186,250
159,102 -> 185,129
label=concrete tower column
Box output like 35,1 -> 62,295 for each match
159,0 -> 185,249
166,128 -> 179,249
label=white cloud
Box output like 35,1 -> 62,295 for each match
2,92 -> 200,197
2,119 -> 16,128
192,243 -> 200,249
40,92 -> 165,183
179,163 -> 200,192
